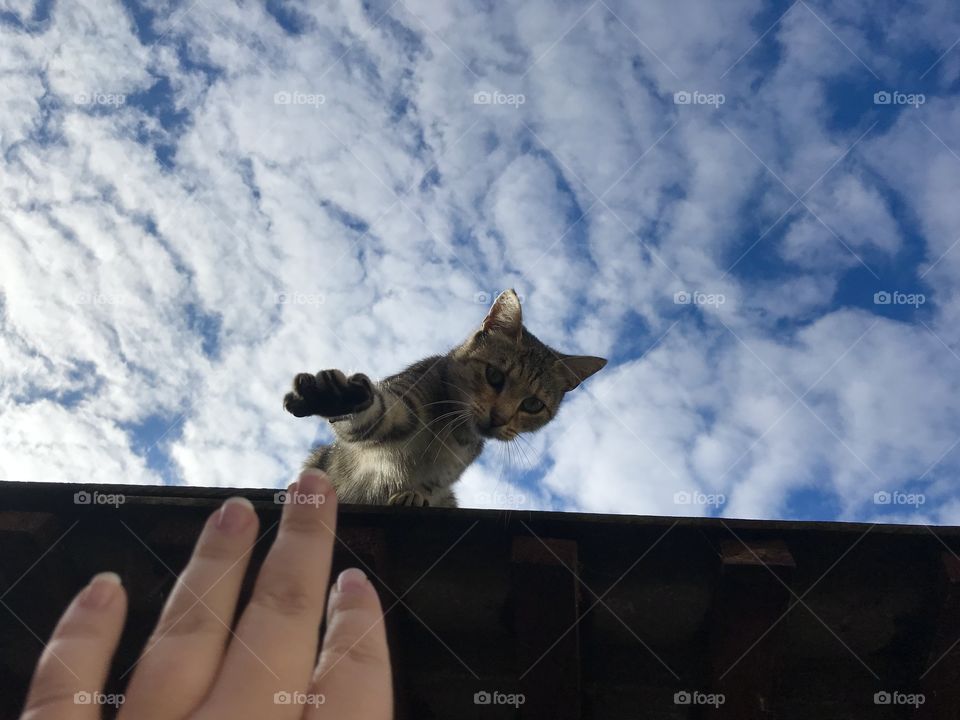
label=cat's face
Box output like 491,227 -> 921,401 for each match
448,290 -> 606,441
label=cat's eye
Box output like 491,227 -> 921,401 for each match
485,365 -> 505,389
520,396 -> 544,413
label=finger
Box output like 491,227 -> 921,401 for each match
21,572 -> 127,720
119,497 -> 259,720
307,569 -> 392,720
201,470 -> 336,717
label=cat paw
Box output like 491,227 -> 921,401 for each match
387,491 -> 430,507
283,369 -> 375,418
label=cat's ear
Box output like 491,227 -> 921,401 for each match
480,289 -> 522,339
554,354 -> 607,392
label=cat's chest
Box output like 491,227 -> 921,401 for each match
398,421 -> 484,476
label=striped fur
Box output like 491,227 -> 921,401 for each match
285,290 -> 606,506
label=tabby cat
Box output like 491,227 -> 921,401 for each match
283,289 -> 606,507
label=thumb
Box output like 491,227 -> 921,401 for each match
308,568 -> 393,720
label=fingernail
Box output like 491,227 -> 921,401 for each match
336,567 -> 368,594
217,496 -> 255,532
80,572 -> 122,609
296,469 -> 333,498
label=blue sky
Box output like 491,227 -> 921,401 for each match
2,0 -> 960,524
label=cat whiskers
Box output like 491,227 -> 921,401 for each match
408,399 -> 475,450
428,412 -> 475,464
401,409 -> 472,453
512,433 -> 539,469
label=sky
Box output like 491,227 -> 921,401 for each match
1,0 -> 959,524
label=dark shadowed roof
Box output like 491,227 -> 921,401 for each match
2,481 -> 960,719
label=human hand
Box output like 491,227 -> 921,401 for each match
20,470 -> 393,719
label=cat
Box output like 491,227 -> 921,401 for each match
283,289 -> 606,507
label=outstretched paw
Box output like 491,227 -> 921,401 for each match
283,369 -> 375,418
387,491 -> 430,507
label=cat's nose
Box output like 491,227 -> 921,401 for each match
489,410 -> 508,428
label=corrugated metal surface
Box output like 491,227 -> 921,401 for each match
2,481 -> 960,719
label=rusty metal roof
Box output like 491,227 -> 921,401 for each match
2,480 -> 960,719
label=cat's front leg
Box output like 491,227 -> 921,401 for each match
283,369 -> 375,418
